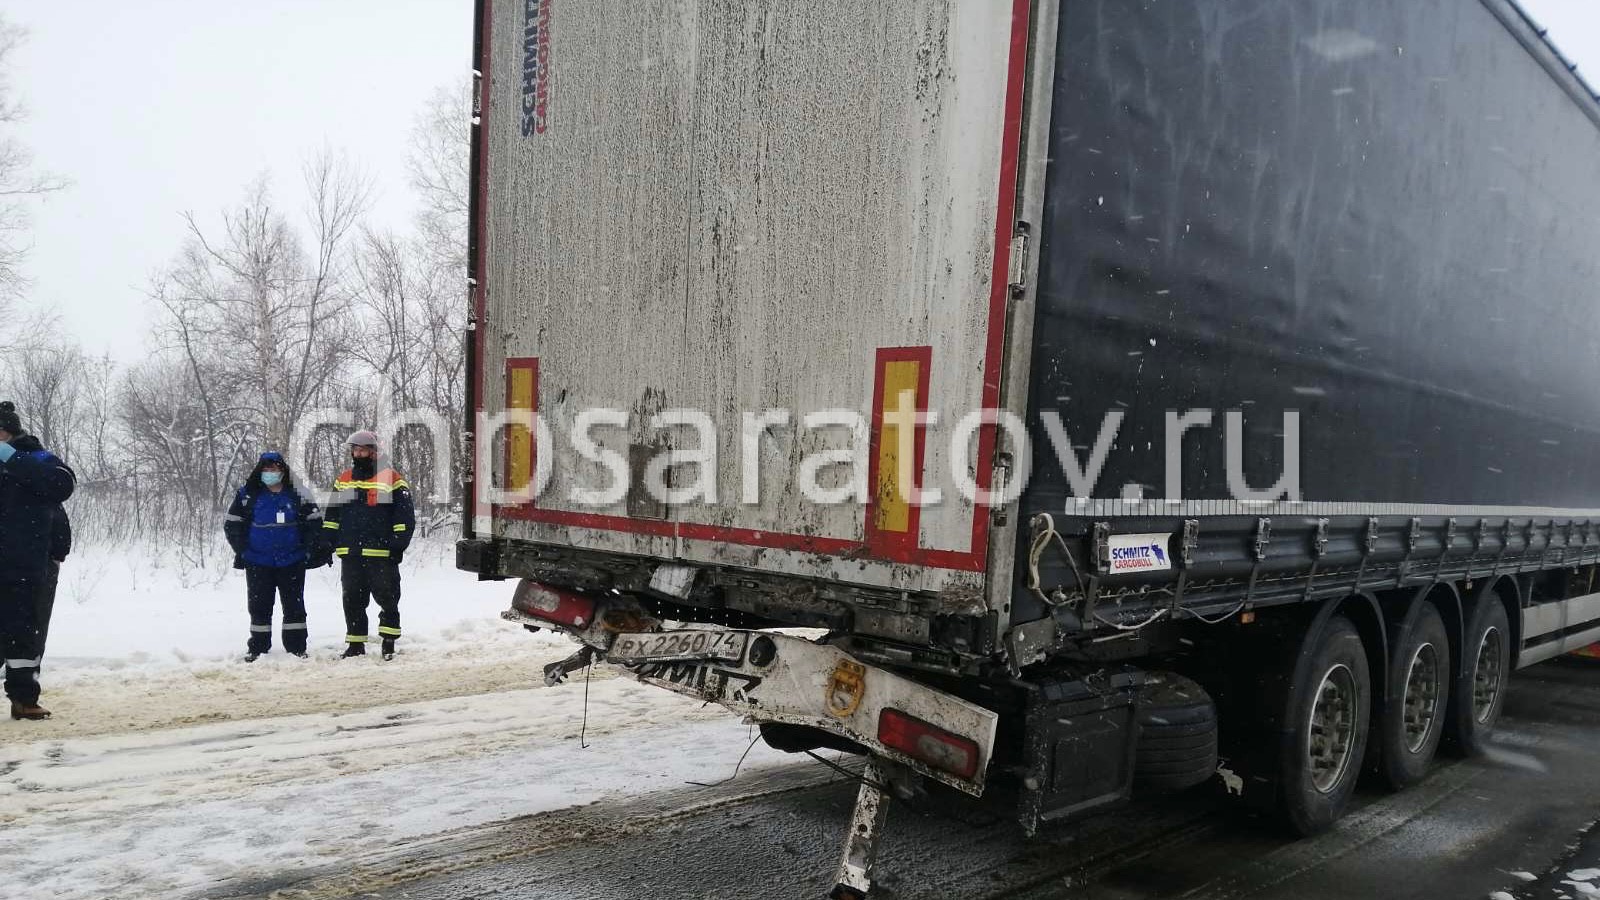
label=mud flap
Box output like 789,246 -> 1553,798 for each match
1017,670 -> 1141,835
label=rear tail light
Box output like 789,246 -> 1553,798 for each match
877,708 -> 980,781
511,581 -> 597,629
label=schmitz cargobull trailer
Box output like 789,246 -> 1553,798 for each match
456,0 -> 1600,895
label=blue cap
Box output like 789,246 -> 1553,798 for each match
259,451 -> 286,465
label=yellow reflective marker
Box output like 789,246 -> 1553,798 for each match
874,359 -> 922,535
507,362 -> 536,493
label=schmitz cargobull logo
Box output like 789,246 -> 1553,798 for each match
1106,532 -> 1173,573
520,0 -> 551,136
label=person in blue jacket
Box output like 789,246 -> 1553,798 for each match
0,401 -> 75,720
224,451 -> 330,661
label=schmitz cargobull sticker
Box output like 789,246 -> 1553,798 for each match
1106,532 -> 1173,574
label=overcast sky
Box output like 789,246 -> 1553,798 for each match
5,0 -> 471,360
3,0 -> 1597,362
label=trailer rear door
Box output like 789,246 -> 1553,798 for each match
471,0 -> 1031,597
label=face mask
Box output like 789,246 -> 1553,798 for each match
352,455 -> 377,478
261,471 -> 283,487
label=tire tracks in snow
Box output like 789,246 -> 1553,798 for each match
208,761 -> 856,900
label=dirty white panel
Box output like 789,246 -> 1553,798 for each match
481,0 -> 1020,586
482,0 -> 698,561
680,0 -> 1012,551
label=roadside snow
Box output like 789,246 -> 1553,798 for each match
0,680 -> 798,900
27,542 -> 580,738
0,542 -> 803,900
45,541 -> 520,676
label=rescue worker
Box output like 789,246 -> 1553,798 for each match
324,430 -> 414,660
0,400 -> 76,720
224,451 -> 329,661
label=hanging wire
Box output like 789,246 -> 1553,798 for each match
1089,606 -> 1171,631
686,733 -> 764,787
1026,513 -> 1087,605
578,659 -> 592,749
1185,599 -> 1249,625
803,751 -> 889,793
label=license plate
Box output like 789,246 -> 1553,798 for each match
608,630 -> 749,664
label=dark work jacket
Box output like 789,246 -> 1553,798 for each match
50,505 -> 71,563
324,464 -> 415,563
0,434 -> 76,582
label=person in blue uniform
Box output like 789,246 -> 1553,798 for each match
224,451 -> 329,661
0,400 -> 75,720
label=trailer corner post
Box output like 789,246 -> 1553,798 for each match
829,759 -> 892,900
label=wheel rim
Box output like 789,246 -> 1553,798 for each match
1473,626 -> 1504,724
1307,663 -> 1358,794
1401,641 -> 1441,754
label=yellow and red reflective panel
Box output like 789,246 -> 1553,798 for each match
866,347 -> 932,554
505,358 -> 539,499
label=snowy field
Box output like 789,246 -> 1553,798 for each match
0,540 -> 799,900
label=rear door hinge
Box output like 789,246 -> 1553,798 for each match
990,452 -> 1014,527
1007,228 -> 1030,297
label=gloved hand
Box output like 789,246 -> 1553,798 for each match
232,553 -> 246,570
308,548 -> 333,569
0,442 -> 14,464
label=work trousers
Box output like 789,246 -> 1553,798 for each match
0,578 -> 42,706
34,561 -> 59,668
246,565 -> 308,654
341,557 -> 402,645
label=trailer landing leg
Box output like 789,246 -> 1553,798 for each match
829,759 -> 891,900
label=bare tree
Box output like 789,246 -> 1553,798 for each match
150,278 -> 235,513
347,227 -> 466,516
118,359 -> 223,558
408,78 -> 471,276
77,351 -> 119,484
10,336 -> 83,456
400,78 -> 472,516
66,81 -> 473,556
157,150 -> 370,471
350,228 -> 424,405
0,15 -> 67,305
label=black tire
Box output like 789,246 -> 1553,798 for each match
1376,602 -> 1450,789
1278,616 -> 1371,836
1134,672 -> 1219,794
1444,596 -> 1510,756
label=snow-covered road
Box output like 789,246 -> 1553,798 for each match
0,545 -> 802,900
0,655 -> 801,900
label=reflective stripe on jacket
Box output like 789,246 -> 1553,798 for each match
324,466 -> 415,559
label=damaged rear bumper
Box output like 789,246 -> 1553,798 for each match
502,583 -> 998,795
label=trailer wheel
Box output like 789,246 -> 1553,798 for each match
1134,672 -> 1218,794
1444,597 -> 1510,756
1375,602 -> 1450,789
1279,616 -> 1371,835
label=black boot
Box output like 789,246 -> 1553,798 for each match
341,643 -> 366,659
381,639 -> 396,661
244,652 -> 261,663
